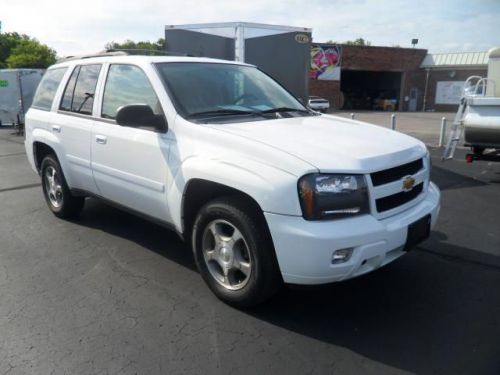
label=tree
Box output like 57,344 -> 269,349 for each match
322,38 -> 372,46
105,38 -> 166,53
344,38 -> 371,46
0,32 -> 31,68
6,39 -> 57,69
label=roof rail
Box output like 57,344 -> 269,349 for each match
56,49 -> 190,63
56,50 -> 128,63
106,48 -> 188,56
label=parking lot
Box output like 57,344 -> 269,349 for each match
1,116 -> 499,374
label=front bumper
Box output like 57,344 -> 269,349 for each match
265,182 -> 440,284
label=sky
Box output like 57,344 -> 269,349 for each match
1,0 -> 499,56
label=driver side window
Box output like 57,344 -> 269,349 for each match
101,64 -> 162,120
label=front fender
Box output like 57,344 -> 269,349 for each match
167,156 -> 303,232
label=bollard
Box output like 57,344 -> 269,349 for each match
439,117 -> 447,147
391,114 -> 396,130
350,113 -> 355,119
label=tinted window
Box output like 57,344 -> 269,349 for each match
60,66 -> 80,111
102,64 -> 162,119
31,68 -> 67,111
60,64 -> 101,115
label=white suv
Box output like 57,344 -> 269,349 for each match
25,54 -> 440,306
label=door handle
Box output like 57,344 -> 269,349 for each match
52,125 -> 61,133
95,135 -> 107,145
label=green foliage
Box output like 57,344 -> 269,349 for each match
0,32 -> 31,68
6,39 -> 57,69
343,38 -> 371,46
0,32 -> 56,69
322,38 -> 372,46
105,38 -> 166,53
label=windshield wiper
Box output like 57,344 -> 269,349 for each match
260,107 -> 314,115
186,109 -> 262,118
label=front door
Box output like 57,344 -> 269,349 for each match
90,64 -> 171,222
409,87 -> 418,111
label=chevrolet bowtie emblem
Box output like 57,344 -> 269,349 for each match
402,176 -> 416,191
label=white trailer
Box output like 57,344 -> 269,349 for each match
0,69 -> 44,129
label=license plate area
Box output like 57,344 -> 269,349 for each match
404,214 -> 431,251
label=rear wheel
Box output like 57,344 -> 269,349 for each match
191,197 -> 282,307
41,155 -> 84,219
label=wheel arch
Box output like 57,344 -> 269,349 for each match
33,141 -> 58,173
31,128 -> 64,173
181,178 -> 266,239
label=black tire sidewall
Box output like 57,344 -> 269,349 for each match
41,155 -> 66,214
192,199 -> 280,307
40,155 -> 83,218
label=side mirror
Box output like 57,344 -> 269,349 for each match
115,104 -> 167,133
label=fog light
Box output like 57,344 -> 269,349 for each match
332,248 -> 353,264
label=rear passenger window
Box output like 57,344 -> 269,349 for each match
60,64 -> 101,115
60,66 -> 80,112
31,68 -> 67,111
101,64 -> 162,120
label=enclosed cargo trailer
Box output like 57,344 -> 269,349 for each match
165,22 -> 312,103
0,69 -> 44,127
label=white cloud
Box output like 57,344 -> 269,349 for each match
1,0 -> 499,56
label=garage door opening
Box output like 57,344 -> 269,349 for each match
341,70 -> 402,110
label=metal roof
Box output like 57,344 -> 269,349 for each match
165,22 -> 312,33
421,51 -> 489,68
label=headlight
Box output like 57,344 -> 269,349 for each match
298,174 -> 369,220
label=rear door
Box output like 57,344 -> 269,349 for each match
90,63 -> 171,222
52,64 -> 103,193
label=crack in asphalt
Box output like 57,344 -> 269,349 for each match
0,183 -> 41,193
0,152 -> 26,158
418,246 -> 500,272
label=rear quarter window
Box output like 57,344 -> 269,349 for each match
31,67 -> 68,111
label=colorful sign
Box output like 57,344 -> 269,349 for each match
0,80 -> 8,87
310,45 -> 342,81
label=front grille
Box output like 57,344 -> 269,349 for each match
376,183 -> 423,212
370,159 -> 423,187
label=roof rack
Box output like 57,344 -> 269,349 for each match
106,48 -> 188,56
57,49 -> 189,63
56,50 -> 127,63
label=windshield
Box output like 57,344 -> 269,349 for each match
155,62 -> 310,122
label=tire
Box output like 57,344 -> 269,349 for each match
41,154 -> 85,219
472,146 -> 484,155
191,197 -> 282,307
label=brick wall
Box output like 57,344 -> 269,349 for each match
309,45 -> 427,110
419,68 -> 488,111
309,80 -> 341,109
342,45 -> 427,72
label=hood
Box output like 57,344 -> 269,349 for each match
207,114 -> 427,173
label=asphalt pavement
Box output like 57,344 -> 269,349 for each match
0,125 -> 499,374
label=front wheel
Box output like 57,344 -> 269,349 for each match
41,155 -> 85,219
191,197 -> 282,307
